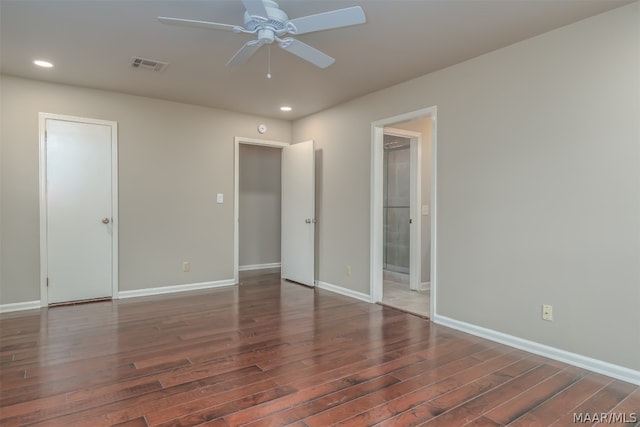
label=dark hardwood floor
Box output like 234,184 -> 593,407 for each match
1,270 -> 638,426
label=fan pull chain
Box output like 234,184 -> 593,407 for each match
267,46 -> 272,79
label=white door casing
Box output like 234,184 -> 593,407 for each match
281,140 -> 315,286
39,113 -> 118,305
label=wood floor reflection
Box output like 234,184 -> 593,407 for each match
0,270 -> 638,426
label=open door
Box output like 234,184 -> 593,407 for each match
281,140 -> 315,286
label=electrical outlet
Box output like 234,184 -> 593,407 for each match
345,265 -> 352,277
183,261 -> 190,272
542,304 -> 553,321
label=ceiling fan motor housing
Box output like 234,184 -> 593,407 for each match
244,0 -> 288,44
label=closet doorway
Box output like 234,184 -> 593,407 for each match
233,137 -> 316,287
237,143 -> 282,273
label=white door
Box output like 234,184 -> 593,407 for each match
44,117 -> 116,303
281,140 -> 315,286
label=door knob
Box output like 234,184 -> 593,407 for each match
305,218 -> 312,224
102,218 -> 110,224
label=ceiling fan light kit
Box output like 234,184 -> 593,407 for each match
158,0 -> 366,69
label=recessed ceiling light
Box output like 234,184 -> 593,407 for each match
280,106 -> 292,112
33,60 -> 53,68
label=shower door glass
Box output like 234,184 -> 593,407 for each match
383,137 -> 411,274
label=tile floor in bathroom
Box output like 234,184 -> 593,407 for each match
382,278 -> 430,317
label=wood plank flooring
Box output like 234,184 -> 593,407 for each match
1,269 -> 638,426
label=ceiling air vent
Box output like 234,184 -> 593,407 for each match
129,56 -> 168,72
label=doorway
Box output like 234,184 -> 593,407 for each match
233,137 -> 316,287
39,113 -> 118,305
371,107 -> 437,317
238,144 -> 282,273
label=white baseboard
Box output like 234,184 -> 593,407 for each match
316,281 -> 372,303
433,314 -> 640,386
0,300 -> 41,314
238,262 -> 281,272
1,279 -> 238,311
420,281 -> 430,291
118,279 -> 236,299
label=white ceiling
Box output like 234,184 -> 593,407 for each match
0,0 -> 632,120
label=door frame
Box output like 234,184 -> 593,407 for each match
383,127 -> 422,292
233,137 -> 289,284
370,106 -> 437,317
38,113 -> 119,306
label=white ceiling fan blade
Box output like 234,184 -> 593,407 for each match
242,0 -> 268,19
287,6 -> 365,35
158,17 -> 242,33
227,40 -> 263,66
279,38 -> 335,69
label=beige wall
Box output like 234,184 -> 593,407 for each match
292,3 -> 640,371
0,76 -> 291,303
239,144 -> 281,267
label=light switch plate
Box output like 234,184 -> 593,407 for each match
422,205 -> 429,216
216,193 -> 224,204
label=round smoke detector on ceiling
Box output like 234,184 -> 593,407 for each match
258,124 -> 267,134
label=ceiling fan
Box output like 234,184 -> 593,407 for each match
158,0 -> 366,69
